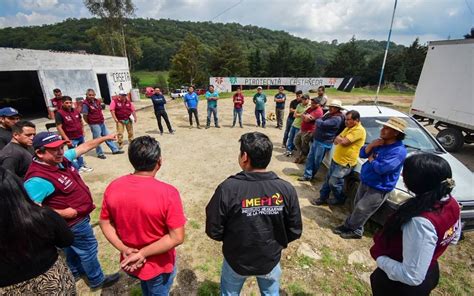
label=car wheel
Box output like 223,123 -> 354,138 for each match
437,128 -> 464,152
344,173 -> 360,211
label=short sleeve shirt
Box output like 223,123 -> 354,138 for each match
205,91 -> 219,108
100,175 -> 187,280
333,123 -> 367,166
292,103 -> 310,129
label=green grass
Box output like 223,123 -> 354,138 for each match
287,282 -> 312,295
296,255 -> 315,268
130,285 -> 142,296
197,280 -> 220,296
325,87 -> 414,96
189,219 -> 201,229
132,71 -> 169,88
320,246 -> 345,269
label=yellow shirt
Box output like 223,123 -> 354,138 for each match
333,123 -> 366,167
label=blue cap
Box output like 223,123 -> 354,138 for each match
33,132 -> 67,150
0,107 -> 20,117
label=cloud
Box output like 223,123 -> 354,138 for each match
0,0 -> 472,45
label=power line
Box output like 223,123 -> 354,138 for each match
465,0 -> 474,15
211,0 -> 243,20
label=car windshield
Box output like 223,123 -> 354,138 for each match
360,116 -> 442,152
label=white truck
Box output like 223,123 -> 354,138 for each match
410,39 -> 474,152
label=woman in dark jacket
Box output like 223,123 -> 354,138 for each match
370,153 -> 461,296
0,167 -> 75,295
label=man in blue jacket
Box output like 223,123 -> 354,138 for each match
334,117 -> 408,239
151,87 -> 174,135
298,100 -> 345,182
183,86 -> 201,129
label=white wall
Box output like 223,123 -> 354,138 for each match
0,48 -> 131,106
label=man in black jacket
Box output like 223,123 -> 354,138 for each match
206,132 -> 302,295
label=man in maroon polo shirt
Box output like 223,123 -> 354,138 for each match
24,132 -> 121,290
50,88 -> 63,114
55,96 -> 92,172
110,90 -> 137,149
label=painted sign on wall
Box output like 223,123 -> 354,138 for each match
106,70 -> 132,97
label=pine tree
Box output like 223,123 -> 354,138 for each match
210,34 -> 249,76
168,33 -> 206,87
325,36 -> 367,78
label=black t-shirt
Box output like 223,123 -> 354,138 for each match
0,142 -> 34,179
0,127 -> 12,150
288,99 -> 300,119
0,208 -> 74,287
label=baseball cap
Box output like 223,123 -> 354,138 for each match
311,97 -> 323,105
33,132 -> 67,149
257,86 -> 263,90
119,90 -> 127,96
0,107 -> 20,117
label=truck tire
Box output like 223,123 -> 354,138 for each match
344,173 -> 360,211
437,128 -> 464,152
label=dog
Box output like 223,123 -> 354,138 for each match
267,112 -> 276,121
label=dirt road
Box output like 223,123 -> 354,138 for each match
76,94 -> 473,295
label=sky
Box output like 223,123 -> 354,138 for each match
0,0 -> 472,45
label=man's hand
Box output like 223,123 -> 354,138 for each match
104,133 -> 118,142
334,135 -> 342,145
368,154 -> 375,162
369,138 -> 385,148
121,250 -> 146,272
57,207 -> 78,219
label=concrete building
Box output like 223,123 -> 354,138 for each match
0,48 -> 131,118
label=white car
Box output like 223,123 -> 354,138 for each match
170,89 -> 187,99
322,105 -> 474,231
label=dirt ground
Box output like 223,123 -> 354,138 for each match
73,93 -> 473,295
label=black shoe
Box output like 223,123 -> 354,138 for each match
197,125 -> 202,129
97,154 -> 107,159
332,225 -> 350,235
112,150 -> 125,155
205,125 -> 210,129
340,231 -> 362,239
297,176 -> 311,181
310,198 -> 327,206
327,199 -> 345,205
215,125 -> 221,128
170,130 -> 175,134
160,131 -> 163,135
91,273 -> 120,290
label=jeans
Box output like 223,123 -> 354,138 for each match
89,123 -> 119,156
233,108 -> 243,127
255,109 -> 266,127
70,136 -> 85,168
275,108 -> 285,128
320,161 -> 353,202
63,216 -> 105,288
155,110 -> 173,133
282,117 -> 295,146
220,259 -> 281,296
344,182 -> 389,236
140,265 -> 177,296
116,120 -> 134,148
188,108 -> 200,126
286,126 -> 300,152
207,107 -> 219,127
303,140 -> 332,178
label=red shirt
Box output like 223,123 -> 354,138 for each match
233,93 -> 244,109
300,106 -> 323,133
100,175 -> 187,280
51,97 -> 63,111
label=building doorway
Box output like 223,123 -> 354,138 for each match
97,74 -> 111,104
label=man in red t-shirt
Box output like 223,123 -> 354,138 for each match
294,97 -> 324,163
50,88 -> 63,114
99,136 -> 186,295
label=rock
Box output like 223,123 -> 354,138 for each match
359,272 -> 372,285
348,250 -> 375,267
297,242 -> 321,260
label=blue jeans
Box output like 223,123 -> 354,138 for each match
220,259 -> 281,296
255,109 -> 266,127
233,108 -> 243,127
140,265 -> 177,296
303,140 -> 332,178
63,216 -> 105,288
320,161 -> 353,202
207,107 -> 219,126
71,136 -> 85,168
89,123 -> 119,156
282,117 -> 295,146
286,126 -> 300,152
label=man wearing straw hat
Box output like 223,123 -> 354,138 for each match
334,117 -> 408,239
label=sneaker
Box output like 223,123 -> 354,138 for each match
310,198 -> 327,206
197,125 -> 202,129
340,231 -> 362,239
78,167 -> 91,173
297,176 -> 311,182
240,125 -> 243,128
231,125 -> 235,128
170,130 -> 175,134
285,151 -> 293,157
97,154 -> 107,159
160,131 -> 163,135
112,150 -> 125,155
327,199 -> 345,206
332,225 -> 350,235
281,144 -> 286,149
205,125 -> 210,129
82,165 -> 93,172
189,126 -> 193,129
216,125 -> 221,128
90,273 -> 120,290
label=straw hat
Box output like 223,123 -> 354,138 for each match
375,117 -> 408,134
327,99 -> 344,109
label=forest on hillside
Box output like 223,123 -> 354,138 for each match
0,18 -> 427,87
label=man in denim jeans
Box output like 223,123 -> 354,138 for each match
24,132 -> 121,290
252,87 -> 267,128
82,89 -> 124,159
206,132 -> 302,295
312,110 -> 366,206
205,85 -> 220,129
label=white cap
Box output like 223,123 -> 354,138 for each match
119,90 -> 127,96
